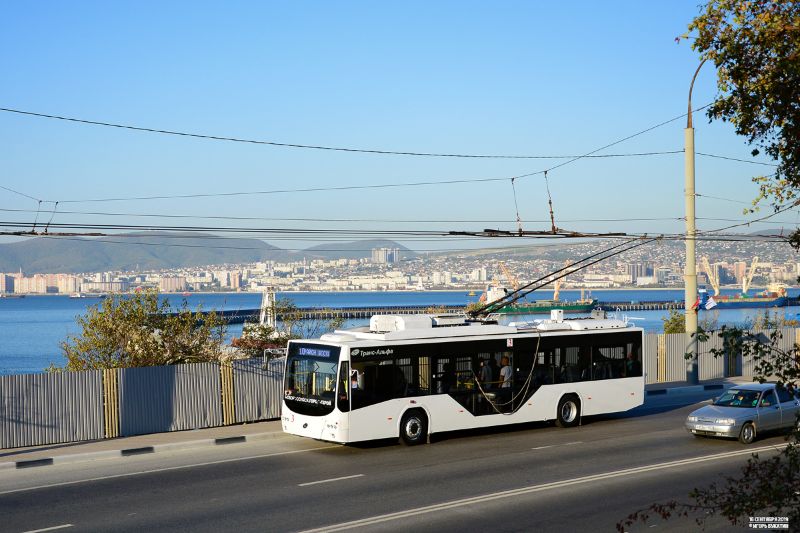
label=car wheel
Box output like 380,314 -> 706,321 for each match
738,422 -> 756,444
791,419 -> 800,444
555,395 -> 580,428
400,410 -> 427,445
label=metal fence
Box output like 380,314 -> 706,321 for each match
642,334 -> 658,384
0,370 -> 104,449
117,363 -> 224,437
642,327 -> 799,384
232,357 -> 284,423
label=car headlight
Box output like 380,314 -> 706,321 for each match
714,418 -> 736,425
687,416 -> 698,422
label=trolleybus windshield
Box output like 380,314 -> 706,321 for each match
284,343 -> 341,416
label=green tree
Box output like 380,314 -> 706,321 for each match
745,309 -> 800,329
57,290 -> 227,370
232,322 -> 289,359
687,0 -> 800,226
618,327 -> 800,531
275,298 -> 344,340
618,3 -> 800,527
662,309 -> 719,334
232,298 -> 344,359
662,309 -> 686,334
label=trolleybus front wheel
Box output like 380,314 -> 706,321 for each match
400,410 -> 428,445
555,395 -> 581,428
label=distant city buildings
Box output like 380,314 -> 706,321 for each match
159,276 -> 187,293
0,239 -> 796,295
371,247 -> 400,264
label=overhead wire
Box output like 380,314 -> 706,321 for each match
698,200 -> 800,234
0,206 -> 687,224
696,152 -> 778,167
696,193 -> 753,205
2,106 -> 717,205
468,237 -> 661,317
1,230 -> 787,261
534,104 -> 711,176
6,103 -> 792,254
0,185 -> 42,202
0,106 -> 685,160
0,214 -> 791,243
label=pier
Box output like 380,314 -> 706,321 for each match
196,297 -> 800,324
211,305 -> 468,323
598,301 -> 683,312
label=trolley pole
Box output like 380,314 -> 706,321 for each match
684,60 -> 706,385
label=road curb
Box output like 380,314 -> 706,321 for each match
1,430 -> 286,470
646,383 -> 726,396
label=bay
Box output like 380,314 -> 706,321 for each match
1,288 -> 798,376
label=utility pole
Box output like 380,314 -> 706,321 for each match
684,60 -> 706,385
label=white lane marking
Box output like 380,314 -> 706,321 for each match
531,441 -> 581,450
0,446 -> 338,496
22,525 -> 74,533
299,474 -> 364,487
299,444 -> 785,533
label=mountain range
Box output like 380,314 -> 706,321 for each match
0,234 -> 415,273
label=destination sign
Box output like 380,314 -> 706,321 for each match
284,394 -> 332,407
297,346 -> 333,358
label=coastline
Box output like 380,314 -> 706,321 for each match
1,285 -> 789,297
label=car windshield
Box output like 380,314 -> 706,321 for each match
713,389 -> 761,408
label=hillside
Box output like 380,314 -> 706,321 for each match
0,233 -> 292,273
302,239 -> 417,260
0,234 -> 415,273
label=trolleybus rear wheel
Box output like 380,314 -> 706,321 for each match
555,395 -> 580,428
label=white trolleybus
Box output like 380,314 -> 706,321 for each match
282,310 -> 644,445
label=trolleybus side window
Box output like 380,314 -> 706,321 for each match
560,345 -> 590,382
417,356 -> 431,395
337,361 -> 350,412
625,342 -> 643,377
351,355 -> 419,409
592,345 -> 625,380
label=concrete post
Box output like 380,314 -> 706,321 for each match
684,60 -> 706,385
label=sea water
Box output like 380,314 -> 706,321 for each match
1,289 -> 797,375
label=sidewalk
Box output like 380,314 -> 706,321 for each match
1,378 -> 758,470
0,419 -> 284,471
645,376 -> 754,396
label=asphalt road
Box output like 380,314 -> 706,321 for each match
0,392 -> 790,533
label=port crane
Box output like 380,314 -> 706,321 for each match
700,257 -> 721,296
553,260 -> 571,301
498,262 -> 520,291
742,257 -> 759,296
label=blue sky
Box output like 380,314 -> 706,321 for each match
0,1 -> 791,254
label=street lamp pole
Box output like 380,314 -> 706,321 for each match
685,59 -> 706,385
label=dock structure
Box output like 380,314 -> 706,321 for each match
195,297 -> 799,324
598,301 -> 683,312
213,305 -> 467,323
